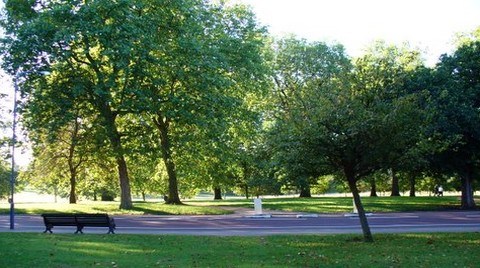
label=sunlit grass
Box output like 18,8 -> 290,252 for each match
0,233 -> 479,267
192,196 -> 463,213
0,195 -> 470,215
0,200 -> 232,215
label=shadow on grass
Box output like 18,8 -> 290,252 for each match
127,202 -> 177,215
238,196 -> 468,213
1,233 -> 480,267
0,201 -> 232,215
0,196 -> 475,215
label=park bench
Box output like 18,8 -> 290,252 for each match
41,213 -> 116,234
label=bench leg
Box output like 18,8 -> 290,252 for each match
75,226 -> 84,234
108,220 -> 116,234
43,225 -> 53,234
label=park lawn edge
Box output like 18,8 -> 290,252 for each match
0,195 -> 477,216
0,232 -> 479,267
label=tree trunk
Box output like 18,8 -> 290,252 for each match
69,173 -> 77,204
154,114 -> 182,205
461,168 -> 476,209
214,187 -> 222,200
390,169 -> 401,196
409,175 -> 416,197
242,162 -> 250,199
117,156 -> 133,209
68,118 -> 80,204
54,184 -> 58,203
108,139 -> 132,209
90,57 -> 133,210
345,167 -> 373,242
370,177 -> 378,197
107,117 -> 133,209
299,184 -> 312,197
98,101 -> 132,209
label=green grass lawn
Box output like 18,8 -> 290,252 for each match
0,200 -> 231,215
0,195 -> 471,215
190,196 -> 465,213
269,196 -> 463,213
0,232 -> 479,267
1,197 -> 478,267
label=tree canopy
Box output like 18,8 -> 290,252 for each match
1,0 -> 270,207
1,0 -> 479,242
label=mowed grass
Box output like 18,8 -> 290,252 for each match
269,196 -> 463,213
0,201 -> 231,215
190,196 -> 465,214
0,232 -> 479,267
0,195 -> 473,215
0,197 -> 478,267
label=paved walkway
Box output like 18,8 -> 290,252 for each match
1,209 -> 479,235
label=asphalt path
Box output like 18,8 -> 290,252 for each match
1,210 -> 480,235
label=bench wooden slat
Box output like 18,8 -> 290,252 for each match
41,213 -> 115,234
42,214 -> 77,233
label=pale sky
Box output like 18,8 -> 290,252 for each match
237,0 -> 480,65
1,0 -> 480,166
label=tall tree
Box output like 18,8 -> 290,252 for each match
429,28 -> 480,208
271,37 -> 350,196
1,0 -> 269,207
25,116 -> 90,203
134,1 -> 270,204
271,39 -> 426,242
0,160 -> 10,199
1,0 -> 157,208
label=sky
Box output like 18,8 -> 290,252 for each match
236,0 -> 480,65
1,0 -> 480,166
